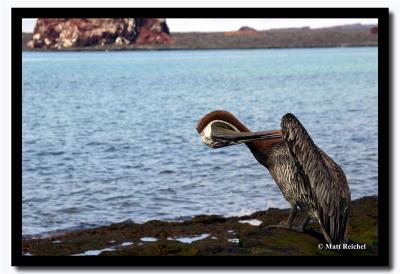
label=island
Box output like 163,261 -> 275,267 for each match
22,18 -> 378,51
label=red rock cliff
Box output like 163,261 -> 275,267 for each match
27,18 -> 171,49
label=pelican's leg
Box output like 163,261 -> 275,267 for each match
290,215 -> 310,232
299,215 -> 310,230
266,204 -> 297,229
286,204 -> 297,229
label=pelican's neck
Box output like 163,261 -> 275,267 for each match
245,138 -> 280,164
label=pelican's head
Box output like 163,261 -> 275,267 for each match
198,119 -> 241,148
196,110 -> 282,149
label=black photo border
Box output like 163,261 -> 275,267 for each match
12,7 -> 389,267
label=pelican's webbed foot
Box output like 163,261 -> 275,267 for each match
265,205 -> 308,233
266,216 -> 310,233
266,204 -> 297,229
266,221 -> 291,229
265,223 -> 305,232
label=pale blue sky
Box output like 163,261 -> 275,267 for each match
22,18 -> 378,33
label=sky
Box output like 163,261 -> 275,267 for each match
22,18 -> 378,33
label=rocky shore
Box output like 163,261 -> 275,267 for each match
22,196 -> 378,256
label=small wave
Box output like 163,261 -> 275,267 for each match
105,147 -> 117,152
23,167 -> 37,172
50,151 -> 65,156
170,215 -> 193,222
350,137 -> 367,142
159,170 -> 175,175
233,208 -> 258,217
58,188 -> 90,197
119,201 -> 140,208
38,170 -> 54,176
104,194 -> 135,201
159,188 -> 177,194
36,151 -> 65,156
58,207 -> 81,214
86,141 -> 106,146
152,197 -> 194,204
23,197 -> 49,203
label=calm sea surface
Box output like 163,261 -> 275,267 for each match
22,47 -> 378,236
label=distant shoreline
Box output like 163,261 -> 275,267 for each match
22,44 -> 378,53
22,24 -> 378,51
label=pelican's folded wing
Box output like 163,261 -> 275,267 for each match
281,113 -> 351,244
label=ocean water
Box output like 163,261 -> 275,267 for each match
22,47 -> 378,236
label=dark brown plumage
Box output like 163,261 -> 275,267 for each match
197,110 -> 351,244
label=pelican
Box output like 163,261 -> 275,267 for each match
196,110 -> 351,244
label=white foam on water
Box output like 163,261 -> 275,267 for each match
52,240 -> 62,243
72,242 -> 134,256
168,233 -> 210,243
119,241 -> 134,246
227,238 -> 239,244
73,247 -> 115,256
140,237 -> 158,242
234,208 -> 258,217
238,219 -> 263,226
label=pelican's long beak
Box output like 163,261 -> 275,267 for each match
213,129 -> 283,145
200,120 -> 282,148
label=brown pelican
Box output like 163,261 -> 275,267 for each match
196,110 -> 351,244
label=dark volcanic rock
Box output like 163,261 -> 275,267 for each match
27,18 -> 171,49
22,196 -> 378,256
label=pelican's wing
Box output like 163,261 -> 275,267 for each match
281,113 -> 351,244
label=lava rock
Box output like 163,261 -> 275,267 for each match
27,18 -> 171,49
